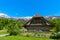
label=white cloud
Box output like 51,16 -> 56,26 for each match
0,13 -> 32,19
0,13 -> 10,18
12,16 -> 32,18
20,16 -> 32,19
20,16 -> 32,20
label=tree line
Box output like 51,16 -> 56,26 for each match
0,18 -> 25,35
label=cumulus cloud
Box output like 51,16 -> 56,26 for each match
0,13 -> 10,18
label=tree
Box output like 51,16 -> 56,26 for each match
50,18 -> 60,32
7,19 -> 22,35
0,18 -> 23,35
0,18 -> 8,30
50,18 -> 60,39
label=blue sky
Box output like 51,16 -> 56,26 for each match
0,0 -> 60,17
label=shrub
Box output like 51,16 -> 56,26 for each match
50,32 -> 60,39
25,34 -> 30,37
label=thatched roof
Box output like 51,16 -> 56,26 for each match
23,14 -> 54,27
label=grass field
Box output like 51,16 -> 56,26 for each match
0,36 -> 53,40
0,30 -> 53,40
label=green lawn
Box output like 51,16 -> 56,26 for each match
0,36 -> 53,40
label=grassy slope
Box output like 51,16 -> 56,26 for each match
0,36 -> 53,40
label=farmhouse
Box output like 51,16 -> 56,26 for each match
23,14 -> 54,32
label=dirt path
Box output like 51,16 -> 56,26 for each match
0,34 -> 9,37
